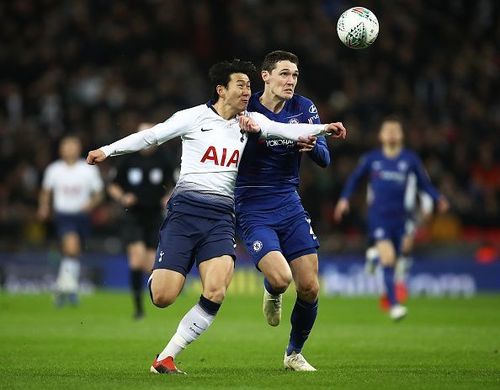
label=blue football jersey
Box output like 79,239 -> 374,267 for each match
235,92 -> 330,210
341,148 -> 440,224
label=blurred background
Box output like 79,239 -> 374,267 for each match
0,0 -> 499,294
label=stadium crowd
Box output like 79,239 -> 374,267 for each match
1,0 -> 499,253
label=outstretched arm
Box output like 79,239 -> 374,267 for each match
87,129 -> 159,165
412,154 -> 449,213
87,109 -> 193,165
240,113 -> 346,141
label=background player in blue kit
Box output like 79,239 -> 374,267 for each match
235,51 -> 334,371
334,116 -> 449,321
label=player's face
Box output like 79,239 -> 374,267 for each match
262,60 -> 299,100
223,73 -> 251,112
60,138 -> 82,161
379,121 -> 404,147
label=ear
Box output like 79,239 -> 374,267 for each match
261,70 -> 270,83
216,85 -> 225,99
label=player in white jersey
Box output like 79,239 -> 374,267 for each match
87,59 -> 346,374
37,136 -> 104,306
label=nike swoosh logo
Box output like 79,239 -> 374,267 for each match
201,128 -> 214,132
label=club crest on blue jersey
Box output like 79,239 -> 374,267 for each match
374,228 -> 385,239
252,240 -> 263,252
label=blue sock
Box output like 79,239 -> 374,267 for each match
383,266 -> 397,306
264,278 -> 281,296
286,297 -> 318,356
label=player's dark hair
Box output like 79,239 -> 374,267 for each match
381,114 -> 404,126
261,50 -> 299,72
209,59 -> 257,102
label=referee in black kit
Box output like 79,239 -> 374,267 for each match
108,124 -> 176,319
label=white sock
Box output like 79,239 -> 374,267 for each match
56,257 -> 80,293
157,303 -> 216,360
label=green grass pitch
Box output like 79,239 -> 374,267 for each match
1,291 -> 499,389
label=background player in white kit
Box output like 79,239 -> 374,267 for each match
87,59 -> 346,374
37,136 -> 104,306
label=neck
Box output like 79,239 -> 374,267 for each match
382,144 -> 402,158
212,100 -> 239,120
259,89 -> 286,113
64,158 -> 78,165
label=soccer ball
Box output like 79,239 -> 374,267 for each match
337,7 -> 379,49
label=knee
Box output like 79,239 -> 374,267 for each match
379,255 -> 396,267
297,280 -> 320,302
202,286 -> 227,304
151,290 -> 177,308
267,273 -> 293,294
62,243 -> 80,258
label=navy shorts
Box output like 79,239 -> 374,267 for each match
368,219 -> 406,255
153,206 -> 236,276
54,212 -> 90,239
236,201 -> 319,268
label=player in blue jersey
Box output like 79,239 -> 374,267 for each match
366,183 -> 435,310
235,50 -> 334,371
88,58 -> 346,375
334,116 -> 448,320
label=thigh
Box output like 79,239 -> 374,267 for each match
153,211 -> 198,276
196,216 -> 236,265
236,213 -> 282,267
258,251 -> 292,283
150,268 -> 186,300
375,239 -> 397,266
290,253 -> 319,291
61,231 -> 81,255
279,211 -> 319,261
127,241 -> 147,269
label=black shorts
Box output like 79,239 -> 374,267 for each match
120,209 -> 163,249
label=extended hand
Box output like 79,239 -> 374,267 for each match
87,149 -> 107,165
333,198 -> 350,222
324,122 -> 347,139
437,196 -> 450,213
297,135 -> 317,152
239,115 -> 261,133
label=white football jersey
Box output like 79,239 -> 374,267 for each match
101,104 -> 326,199
42,159 -> 104,213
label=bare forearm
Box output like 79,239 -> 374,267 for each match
107,184 -> 125,203
38,189 -> 51,210
86,191 -> 104,210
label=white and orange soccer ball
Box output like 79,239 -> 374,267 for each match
337,7 -> 379,49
